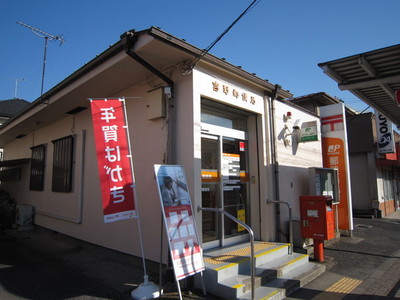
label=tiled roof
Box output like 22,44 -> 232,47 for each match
0,99 -> 30,118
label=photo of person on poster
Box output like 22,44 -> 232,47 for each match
160,175 -> 189,207
154,164 -> 205,281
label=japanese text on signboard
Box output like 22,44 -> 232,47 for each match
155,165 -> 204,280
90,98 -> 136,223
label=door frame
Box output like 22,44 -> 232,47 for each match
201,123 -> 250,249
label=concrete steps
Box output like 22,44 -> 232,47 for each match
201,242 -> 325,300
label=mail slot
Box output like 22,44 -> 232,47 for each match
300,195 -> 335,240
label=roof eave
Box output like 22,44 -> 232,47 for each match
1,27 -> 293,131
147,27 -> 292,99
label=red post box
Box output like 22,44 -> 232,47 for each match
300,195 -> 335,261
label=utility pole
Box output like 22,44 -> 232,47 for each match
17,21 -> 64,98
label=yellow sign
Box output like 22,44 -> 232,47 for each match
237,209 -> 246,232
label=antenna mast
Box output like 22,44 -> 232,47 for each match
10,78 -> 26,99
17,21 -> 64,98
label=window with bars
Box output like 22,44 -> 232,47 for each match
52,136 -> 74,192
29,144 -> 46,191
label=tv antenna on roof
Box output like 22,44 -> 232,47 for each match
9,78 -> 26,99
17,21 -> 64,98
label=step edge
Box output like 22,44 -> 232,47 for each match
238,286 -> 286,300
208,244 -> 290,272
215,262 -> 325,298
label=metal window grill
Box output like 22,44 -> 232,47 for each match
30,144 -> 46,191
52,136 -> 74,193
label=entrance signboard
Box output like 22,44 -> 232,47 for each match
154,165 -> 205,280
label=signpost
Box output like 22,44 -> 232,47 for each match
320,103 -> 353,235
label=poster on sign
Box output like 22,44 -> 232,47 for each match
90,98 -> 136,223
154,165 -> 205,281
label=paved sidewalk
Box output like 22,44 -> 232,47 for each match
1,211 -> 400,299
287,210 -> 400,299
0,226 -> 209,300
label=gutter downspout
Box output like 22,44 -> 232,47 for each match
123,31 -> 174,88
268,85 -> 282,242
122,30 -> 175,164
122,31 -> 177,294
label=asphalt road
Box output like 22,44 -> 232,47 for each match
0,231 -> 130,300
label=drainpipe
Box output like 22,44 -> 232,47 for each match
122,30 -> 175,164
122,31 -> 176,289
268,85 -> 282,242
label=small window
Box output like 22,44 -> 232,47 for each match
52,136 -> 74,193
30,144 -> 46,191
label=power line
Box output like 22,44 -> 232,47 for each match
347,105 -> 371,123
202,0 -> 261,56
182,0 -> 262,74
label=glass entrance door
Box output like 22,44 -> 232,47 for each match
201,124 -> 250,248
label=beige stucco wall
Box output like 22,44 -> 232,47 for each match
1,59 -> 323,262
2,79 -> 173,262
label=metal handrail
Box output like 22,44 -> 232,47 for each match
267,200 -> 293,255
198,206 -> 255,300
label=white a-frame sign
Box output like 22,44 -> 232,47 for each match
154,165 -> 205,299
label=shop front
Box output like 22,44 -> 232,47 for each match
200,99 -> 253,249
0,27 -> 322,264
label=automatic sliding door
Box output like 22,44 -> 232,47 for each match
201,135 -> 220,244
201,129 -> 249,247
222,137 -> 249,240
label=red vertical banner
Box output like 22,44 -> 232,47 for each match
90,98 -> 136,223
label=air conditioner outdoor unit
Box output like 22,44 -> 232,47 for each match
15,204 -> 34,227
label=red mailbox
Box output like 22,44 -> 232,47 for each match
300,195 -> 335,261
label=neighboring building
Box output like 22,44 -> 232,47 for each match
0,27 -> 323,264
347,112 -> 400,217
0,98 -> 29,162
318,44 -> 400,216
292,92 -> 400,218
0,98 -> 29,125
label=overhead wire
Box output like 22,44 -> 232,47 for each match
182,0 -> 262,74
347,105 -> 371,123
